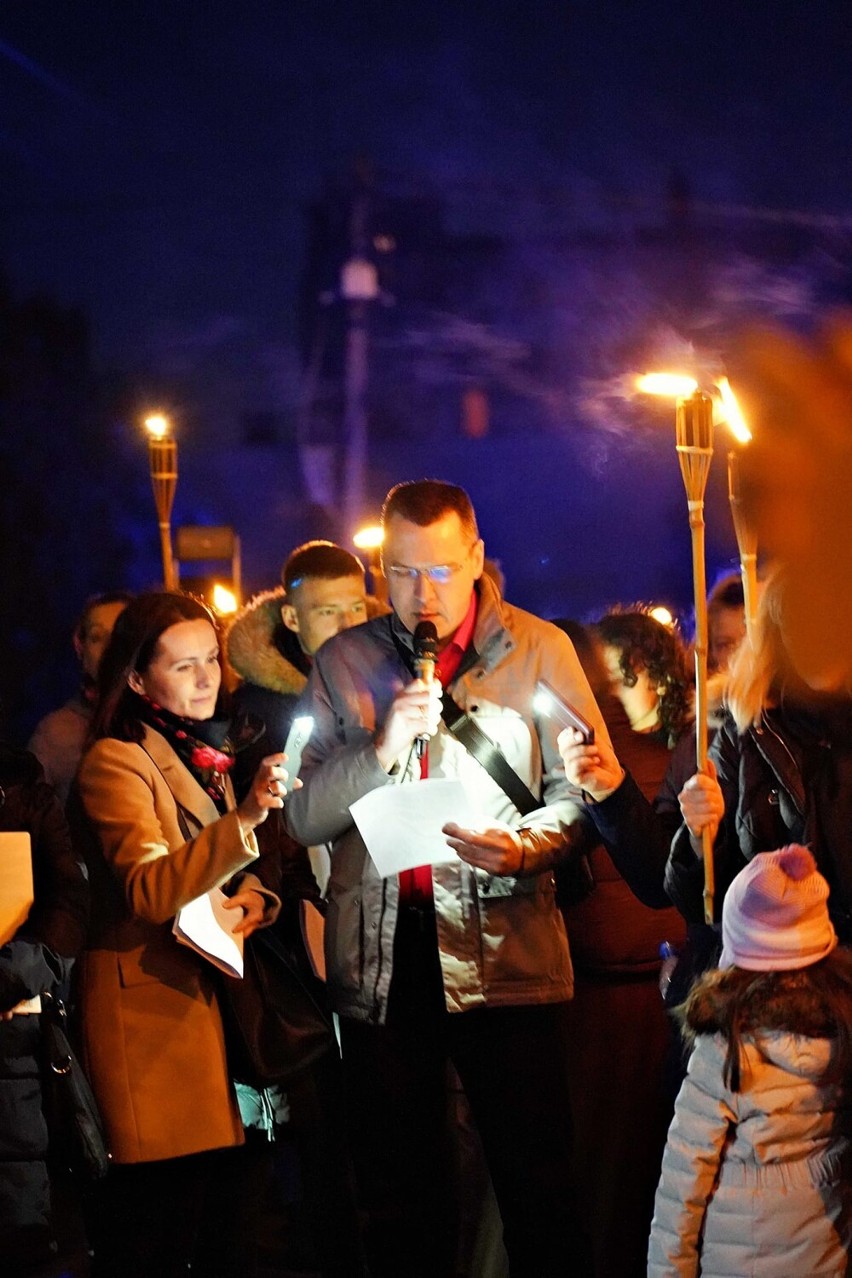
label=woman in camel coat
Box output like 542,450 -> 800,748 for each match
72,592 -> 292,1278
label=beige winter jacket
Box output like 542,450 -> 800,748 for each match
284,575 -> 609,1024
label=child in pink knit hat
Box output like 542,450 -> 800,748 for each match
648,846 -> 852,1278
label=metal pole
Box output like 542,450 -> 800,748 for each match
342,297 -> 370,538
341,171 -> 376,541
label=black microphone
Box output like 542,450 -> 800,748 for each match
413,620 -> 438,760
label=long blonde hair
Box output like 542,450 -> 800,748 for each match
725,566 -> 789,732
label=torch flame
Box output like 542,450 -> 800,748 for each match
212,583 -> 238,614
715,377 -> 752,444
636,373 -> 698,399
144,413 -> 171,441
353,524 -> 384,551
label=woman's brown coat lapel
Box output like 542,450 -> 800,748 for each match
139,723 -> 226,836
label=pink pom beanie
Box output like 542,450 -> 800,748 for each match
720,845 -> 838,971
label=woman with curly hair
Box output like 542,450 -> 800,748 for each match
596,608 -> 692,748
649,845 -> 852,1277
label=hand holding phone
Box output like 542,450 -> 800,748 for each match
282,716 -> 314,793
533,680 -> 595,744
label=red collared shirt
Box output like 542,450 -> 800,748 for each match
399,591 -> 479,906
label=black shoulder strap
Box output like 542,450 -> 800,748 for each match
388,616 -> 539,817
441,688 -> 540,818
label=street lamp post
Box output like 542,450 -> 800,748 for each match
341,257 -> 379,539
353,523 -> 387,604
143,414 -> 178,591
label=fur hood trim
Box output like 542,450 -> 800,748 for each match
225,587 -> 308,698
684,964 -> 845,1041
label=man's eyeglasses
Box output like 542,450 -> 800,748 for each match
385,562 -> 464,585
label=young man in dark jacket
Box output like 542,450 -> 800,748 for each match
227,540 -> 368,754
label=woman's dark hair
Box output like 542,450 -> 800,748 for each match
707,571 -> 745,616
90,592 -> 220,743
73,590 -> 135,643
679,951 -> 852,1091
596,608 -> 691,746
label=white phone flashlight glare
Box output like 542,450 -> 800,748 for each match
282,715 -> 314,792
533,681 -> 595,744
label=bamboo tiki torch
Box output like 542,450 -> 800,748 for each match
727,450 -> 759,640
676,390 -> 716,923
717,378 -> 757,641
144,415 -> 178,591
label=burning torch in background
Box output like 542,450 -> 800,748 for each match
718,377 -> 757,639
636,372 -> 752,922
143,414 -> 178,591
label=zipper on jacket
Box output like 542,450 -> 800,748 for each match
369,878 -> 389,1023
753,714 -> 805,816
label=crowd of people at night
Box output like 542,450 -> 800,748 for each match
4,443 -> 852,1277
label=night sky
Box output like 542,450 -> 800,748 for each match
4,1 -> 852,732
5,2 -> 852,367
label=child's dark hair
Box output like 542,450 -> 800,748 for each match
677,949 -> 852,1091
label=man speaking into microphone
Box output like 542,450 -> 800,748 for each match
284,479 -> 608,1278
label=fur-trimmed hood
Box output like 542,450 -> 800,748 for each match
225,587 -> 309,698
226,586 -> 391,697
683,962 -> 851,1044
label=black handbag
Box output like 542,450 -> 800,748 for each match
41,990 -> 111,1180
217,919 -> 337,1090
169,797 -> 336,1091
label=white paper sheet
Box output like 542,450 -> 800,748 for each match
173,887 -> 245,978
350,779 -> 482,878
0,832 -> 34,947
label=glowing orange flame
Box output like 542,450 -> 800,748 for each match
636,373 -> 698,399
353,524 -> 384,550
144,413 -> 171,440
715,377 -> 752,444
212,583 -> 238,614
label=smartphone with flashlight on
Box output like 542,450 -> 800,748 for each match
282,715 -> 314,793
533,680 -> 595,745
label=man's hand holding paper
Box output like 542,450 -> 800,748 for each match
351,778 -> 492,878
442,820 -> 525,876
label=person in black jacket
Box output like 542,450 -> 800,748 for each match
0,744 -> 89,1273
669,564 -> 852,941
